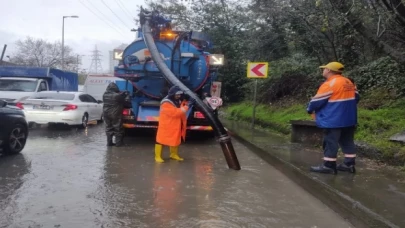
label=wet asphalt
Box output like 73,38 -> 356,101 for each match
0,123 -> 352,228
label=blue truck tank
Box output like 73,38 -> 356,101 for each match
114,27 -> 223,131
116,37 -> 210,98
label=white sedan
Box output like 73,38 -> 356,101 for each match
17,91 -> 104,129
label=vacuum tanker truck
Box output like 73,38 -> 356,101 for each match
114,9 -> 224,133
114,8 -> 241,170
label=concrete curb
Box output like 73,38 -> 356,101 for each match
226,128 -> 399,228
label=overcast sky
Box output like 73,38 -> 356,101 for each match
0,0 -> 146,73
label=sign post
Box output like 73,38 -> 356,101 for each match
252,79 -> 258,128
247,62 -> 269,128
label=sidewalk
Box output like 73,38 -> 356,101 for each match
222,118 -> 405,228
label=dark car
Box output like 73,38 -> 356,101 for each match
0,99 -> 28,154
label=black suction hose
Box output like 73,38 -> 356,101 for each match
171,32 -> 187,73
141,12 -> 241,170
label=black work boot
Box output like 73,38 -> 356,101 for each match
337,163 -> 356,173
107,135 -> 115,146
310,161 -> 337,175
115,137 -> 123,147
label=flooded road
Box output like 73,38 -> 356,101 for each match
0,124 -> 352,228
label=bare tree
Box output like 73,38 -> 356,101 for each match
10,37 -> 78,72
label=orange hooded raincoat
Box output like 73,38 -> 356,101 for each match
156,98 -> 189,147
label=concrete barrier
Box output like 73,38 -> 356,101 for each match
290,120 -> 323,145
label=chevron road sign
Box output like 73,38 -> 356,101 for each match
247,62 -> 269,78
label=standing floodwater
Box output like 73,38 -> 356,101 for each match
0,125 -> 352,227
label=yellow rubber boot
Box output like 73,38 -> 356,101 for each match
155,144 -> 164,163
170,146 -> 184,161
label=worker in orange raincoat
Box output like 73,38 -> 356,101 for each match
155,85 -> 196,163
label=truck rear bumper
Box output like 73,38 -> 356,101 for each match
123,123 -> 213,131
122,109 -> 214,131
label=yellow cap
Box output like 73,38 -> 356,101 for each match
319,62 -> 344,72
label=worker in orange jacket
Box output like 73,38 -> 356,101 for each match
307,62 -> 360,174
154,85 -> 196,163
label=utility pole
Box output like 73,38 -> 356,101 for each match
0,44 -> 7,64
88,45 -> 103,74
62,15 -> 79,70
77,55 -> 80,73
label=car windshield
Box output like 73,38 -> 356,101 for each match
30,93 -> 75,100
0,79 -> 38,92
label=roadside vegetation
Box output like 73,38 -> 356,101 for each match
223,56 -> 405,166
224,100 -> 405,166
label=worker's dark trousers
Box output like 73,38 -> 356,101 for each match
104,114 -> 124,144
323,126 -> 356,166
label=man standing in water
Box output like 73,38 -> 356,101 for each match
102,82 -> 128,147
154,85 -> 195,163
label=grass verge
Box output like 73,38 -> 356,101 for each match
224,101 -> 405,166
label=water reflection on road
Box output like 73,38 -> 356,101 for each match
0,124 -> 352,227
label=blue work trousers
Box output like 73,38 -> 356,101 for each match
323,127 -> 356,165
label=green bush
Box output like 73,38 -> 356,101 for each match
346,56 -> 405,97
358,88 -> 397,110
249,56 -> 405,109
253,54 -> 321,103
226,102 -> 310,134
269,53 -> 319,78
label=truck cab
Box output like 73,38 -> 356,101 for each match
0,66 -> 79,105
0,77 -> 49,104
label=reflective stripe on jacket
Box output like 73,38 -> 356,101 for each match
156,98 -> 188,147
307,75 -> 359,128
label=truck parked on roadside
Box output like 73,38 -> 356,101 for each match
82,74 -> 125,101
0,66 -> 79,105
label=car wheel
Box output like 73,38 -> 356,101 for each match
78,113 -> 88,129
97,113 -> 104,123
3,124 -> 28,154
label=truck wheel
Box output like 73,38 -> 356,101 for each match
78,113 -> 88,129
2,124 -> 28,155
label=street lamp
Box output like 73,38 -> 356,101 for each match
62,15 -> 79,70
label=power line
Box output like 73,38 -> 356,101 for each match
100,0 -> 132,30
114,0 -> 133,21
83,0 -> 128,34
89,45 -> 103,74
115,0 -> 135,22
78,0 -> 126,36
